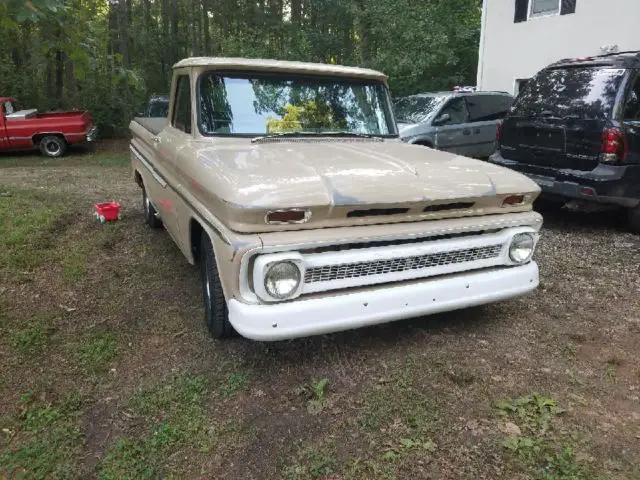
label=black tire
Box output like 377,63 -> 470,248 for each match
142,186 -> 163,228
39,135 -> 67,158
199,233 -> 235,339
628,204 -> 640,234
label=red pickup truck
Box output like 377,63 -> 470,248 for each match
0,97 -> 97,157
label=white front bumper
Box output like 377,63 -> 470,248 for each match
228,262 -> 539,341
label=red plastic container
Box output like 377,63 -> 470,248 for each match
94,201 -> 121,223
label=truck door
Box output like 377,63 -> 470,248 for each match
150,73 -> 193,247
433,97 -> 471,156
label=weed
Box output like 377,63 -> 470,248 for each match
381,437 -> 437,463
0,188 -> 65,273
313,378 -> 329,401
100,375 -> 213,478
537,448 -> 601,480
447,369 -> 476,386
77,332 -> 117,373
563,343 -> 578,357
62,248 -> 88,280
0,396 -> 84,478
604,357 -> 623,382
130,375 -> 206,416
9,320 -> 52,354
495,394 -> 564,436
360,383 -> 438,434
495,395 -> 600,479
302,378 -> 330,415
222,372 -> 248,397
283,444 -> 337,480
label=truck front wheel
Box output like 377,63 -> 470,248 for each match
39,135 -> 67,158
199,233 -> 235,339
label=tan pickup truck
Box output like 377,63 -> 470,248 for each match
129,57 -> 543,341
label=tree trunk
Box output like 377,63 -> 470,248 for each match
171,0 -> 179,63
291,0 -> 301,24
203,0 -> 211,54
117,0 -> 130,67
354,0 -> 372,65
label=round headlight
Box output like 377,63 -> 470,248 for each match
509,232 -> 535,264
264,261 -> 301,299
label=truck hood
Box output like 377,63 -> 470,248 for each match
192,138 -> 540,232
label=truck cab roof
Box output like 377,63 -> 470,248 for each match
172,57 -> 388,82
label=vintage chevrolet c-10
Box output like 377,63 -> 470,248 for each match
129,57 -> 543,341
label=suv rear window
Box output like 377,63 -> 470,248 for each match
511,67 -> 628,120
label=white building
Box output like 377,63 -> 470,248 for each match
477,0 -> 640,95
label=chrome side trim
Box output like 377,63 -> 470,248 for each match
130,145 -> 167,188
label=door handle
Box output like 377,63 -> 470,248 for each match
463,129 -> 471,135
473,128 -> 480,134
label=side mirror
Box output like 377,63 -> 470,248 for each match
434,113 -> 451,126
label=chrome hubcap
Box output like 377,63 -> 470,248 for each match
205,265 -> 211,305
46,141 -> 60,155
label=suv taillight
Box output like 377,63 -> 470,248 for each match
496,121 -> 503,145
600,128 -> 628,164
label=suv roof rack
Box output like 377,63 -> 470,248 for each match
549,50 -> 640,69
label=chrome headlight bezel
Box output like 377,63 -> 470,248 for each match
253,253 -> 305,302
263,261 -> 302,300
509,232 -> 535,264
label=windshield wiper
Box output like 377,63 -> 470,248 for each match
251,131 -> 383,143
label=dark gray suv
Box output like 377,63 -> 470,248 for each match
394,91 -> 514,159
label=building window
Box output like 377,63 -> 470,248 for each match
514,0 -> 576,23
514,78 -> 532,96
530,0 -> 560,17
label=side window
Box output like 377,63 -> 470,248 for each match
624,77 -> 640,121
438,97 -> 469,125
172,75 -> 192,134
515,78 -> 531,96
467,95 -> 513,122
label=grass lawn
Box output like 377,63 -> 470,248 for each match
1,147 -> 639,479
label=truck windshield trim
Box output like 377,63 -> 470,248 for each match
195,70 -> 399,138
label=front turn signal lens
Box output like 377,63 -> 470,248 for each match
502,195 -> 525,206
265,209 -> 311,224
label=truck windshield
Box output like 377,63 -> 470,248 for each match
511,67 -> 627,120
393,95 -> 447,124
197,72 -> 397,136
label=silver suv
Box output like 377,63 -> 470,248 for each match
394,91 -> 514,159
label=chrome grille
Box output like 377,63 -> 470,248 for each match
304,244 -> 503,284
